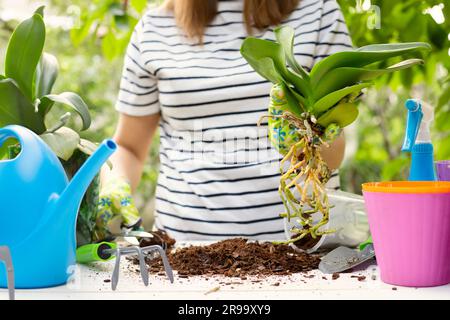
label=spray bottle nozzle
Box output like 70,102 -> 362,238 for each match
402,99 -> 423,152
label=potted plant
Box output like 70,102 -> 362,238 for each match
0,7 -> 101,245
241,25 -> 430,251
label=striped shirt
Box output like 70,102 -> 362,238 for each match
116,0 -> 353,240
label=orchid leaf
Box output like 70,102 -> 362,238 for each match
35,53 -> 59,98
0,78 -> 45,133
317,103 -> 358,128
312,83 -> 371,115
241,37 -> 310,98
40,126 -> 80,161
39,92 -> 91,130
310,42 -> 431,87
313,59 -> 424,99
274,25 -> 309,79
5,13 -> 45,101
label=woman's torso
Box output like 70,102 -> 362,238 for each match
117,0 -> 351,240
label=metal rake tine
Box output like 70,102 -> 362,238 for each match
0,247 -> 14,300
110,246 -> 149,287
111,248 -> 121,291
131,247 -> 149,286
142,245 -> 174,283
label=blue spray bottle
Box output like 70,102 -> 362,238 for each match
402,99 -> 437,181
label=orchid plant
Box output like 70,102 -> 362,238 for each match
241,25 -> 430,244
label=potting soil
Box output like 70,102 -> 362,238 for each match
135,237 -> 321,278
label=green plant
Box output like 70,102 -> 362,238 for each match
69,0 -> 150,60
0,7 -> 104,246
241,25 -> 430,244
0,7 -> 96,161
337,0 -> 449,191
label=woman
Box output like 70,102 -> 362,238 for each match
95,0 -> 351,241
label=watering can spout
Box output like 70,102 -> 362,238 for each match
58,139 -> 117,213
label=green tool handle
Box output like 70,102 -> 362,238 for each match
359,236 -> 373,251
76,242 -> 117,263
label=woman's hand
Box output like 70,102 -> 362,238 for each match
94,113 -> 160,242
267,84 -> 345,171
93,176 -> 141,242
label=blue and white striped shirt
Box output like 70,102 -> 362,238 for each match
116,0 -> 352,240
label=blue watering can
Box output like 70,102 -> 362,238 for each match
0,125 -> 116,288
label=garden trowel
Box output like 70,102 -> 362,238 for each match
319,237 -> 375,274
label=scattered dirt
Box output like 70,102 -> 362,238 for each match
332,273 -> 340,280
291,234 -> 321,251
136,238 -> 321,278
139,230 -> 176,249
351,275 -> 366,282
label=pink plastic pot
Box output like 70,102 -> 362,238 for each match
363,181 -> 450,287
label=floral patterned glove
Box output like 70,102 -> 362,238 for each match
93,176 -> 141,242
267,84 -> 342,154
267,84 -> 301,155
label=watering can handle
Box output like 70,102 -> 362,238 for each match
0,125 -> 44,161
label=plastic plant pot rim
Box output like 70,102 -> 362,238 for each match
436,160 -> 450,168
362,181 -> 450,194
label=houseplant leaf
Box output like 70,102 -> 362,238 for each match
34,5 -> 45,17
241,37 -> 310,97
5,13 -> 45,101
310,42 -> 431,87
274,25 -> 309,79
40,126 -> 80,161
280,83 -> 305,116
0,78 -> 46,133
312,83 -> 371,115
313,59 -> 424,99
35,53 -> 59,98
39,92 -> 91,130
317,102 -> 359,128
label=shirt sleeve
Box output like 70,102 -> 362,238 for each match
115,19 -> 160,116
313,0 -> 353,64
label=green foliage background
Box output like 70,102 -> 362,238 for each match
0,0 -> 448,206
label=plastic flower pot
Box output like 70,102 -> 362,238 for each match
285,189 -> 370,253
362,181 -> 450,287
436,161 -> 450,181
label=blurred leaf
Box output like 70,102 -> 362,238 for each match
5,13 -> 45,101
40,126 -> 80,161
35,52 -> 59,98
425,14 -> 448,50
131,0 -> 148,13
101,30 -> 119,60
0,138 -> 19,160
0,78 -> 46,133
39,92 -> 92,130
381,156 -> 409,181
35,5 -> 45,17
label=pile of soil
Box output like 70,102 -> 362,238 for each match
137,238 -> 321,278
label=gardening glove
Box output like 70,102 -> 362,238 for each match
267,83 -> 301,155
267,84 -> 341,155
93,176 -> 141,242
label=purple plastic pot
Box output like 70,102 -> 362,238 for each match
436,161 -> 450,181
363,181 -> 450,287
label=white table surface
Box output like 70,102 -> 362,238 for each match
1,258 -> 450,300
